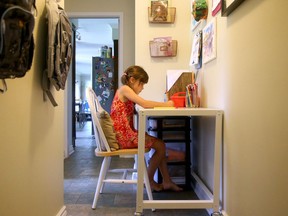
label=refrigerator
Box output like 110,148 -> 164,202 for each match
92,57 -> 116,114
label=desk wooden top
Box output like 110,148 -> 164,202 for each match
138,107 -> 223,117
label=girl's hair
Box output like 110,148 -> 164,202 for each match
121,65 -> 149,85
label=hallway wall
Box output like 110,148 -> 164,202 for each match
0,1 -> 66,216
135,1 -> 288,216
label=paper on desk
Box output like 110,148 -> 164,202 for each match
166,69 -> 189,92
153,107 -> 175,109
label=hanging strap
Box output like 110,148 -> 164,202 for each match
0,79 -> 7,93
42,69 -> 58,107
43,90 -> 58,107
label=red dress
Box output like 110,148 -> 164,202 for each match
110,90 -> 156,149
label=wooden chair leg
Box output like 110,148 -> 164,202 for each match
99,157 -> 111,193
92,156 -> 154,211
92,157 -> 111,209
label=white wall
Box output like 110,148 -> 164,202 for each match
135,1 -> 192,101
0,1 -> 66,216
216,1 -> 288,215
136,1 -> 288,216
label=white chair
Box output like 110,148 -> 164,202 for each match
86,87 -> 153,210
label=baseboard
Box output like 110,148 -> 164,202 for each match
64,149 -> 75,159
192,179 -> 213,215
191,172 -> 223,216
56,206 -> 67,216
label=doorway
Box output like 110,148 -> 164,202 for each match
73,18 -> 119,137
66,13 -> 123,156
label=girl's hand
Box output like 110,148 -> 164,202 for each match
167,100 -> 174,107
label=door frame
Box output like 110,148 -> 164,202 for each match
65,12 -> 123,158
67,12 -> 123,77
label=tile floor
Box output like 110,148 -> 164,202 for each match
64,121 -> 209,216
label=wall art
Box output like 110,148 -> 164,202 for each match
212,0 -> 221,16
222,0 -> 245,16
202,18 -> 216,64
190,30 -> 202,69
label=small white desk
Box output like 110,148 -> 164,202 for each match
135,108 -> 223,215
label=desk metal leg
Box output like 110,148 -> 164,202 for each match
212,111 -> 223,214
135,111 -> 146,215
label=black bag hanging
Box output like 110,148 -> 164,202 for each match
0,0 -> 36,93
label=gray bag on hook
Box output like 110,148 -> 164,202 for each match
42,0 -> 73,106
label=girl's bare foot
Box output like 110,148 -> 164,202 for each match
150,181 -> 163,192
163,182 -> 183,192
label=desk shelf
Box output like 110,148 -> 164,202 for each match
148,116 -> 191,188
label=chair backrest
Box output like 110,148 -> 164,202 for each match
86,87 -> 112,152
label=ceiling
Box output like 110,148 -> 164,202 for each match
71,18 -> 119,76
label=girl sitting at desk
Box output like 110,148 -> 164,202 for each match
110,65 -> 182,192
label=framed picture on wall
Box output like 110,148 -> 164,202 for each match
202,18 -> 217,64
212,0 -> 222,16
222,0 -> 245,16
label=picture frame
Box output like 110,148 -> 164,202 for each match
221,0 -> 245,17
212,0 -> 222,16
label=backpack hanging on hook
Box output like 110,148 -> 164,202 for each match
42,0 -> 73,106
0,0 -> 36,93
